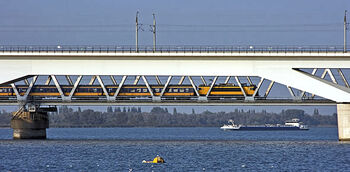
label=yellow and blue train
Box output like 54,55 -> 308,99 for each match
0,84 -> 257,97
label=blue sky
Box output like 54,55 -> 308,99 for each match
0,0 -> 348,45
0,0 -> 348,114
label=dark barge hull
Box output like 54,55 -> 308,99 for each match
235,126 -> 308,130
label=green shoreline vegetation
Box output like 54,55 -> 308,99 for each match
0,107 -> 337,128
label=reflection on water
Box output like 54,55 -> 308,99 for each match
0,127 -> 349,171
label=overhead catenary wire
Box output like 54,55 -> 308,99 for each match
0,22 -> 343,33
0,24 -> 132,28
0,22 -> 341,28
157,23 -> 342,27
0,29 -> 342,33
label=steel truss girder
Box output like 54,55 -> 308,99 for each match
338,69 -> 350,88
206,76 -> 218,97
69,76 -> 82,98
113,76 -> 127,98
45,76 -> 52,85
224,76 -> 231,84
234,76 -> 264,101
11,76 -> 38,103
3,74 -> 334,105
51,75 -> 65,100
252,77 -> 264,98
89,76 -> 96,85
264,81 -> 275,98
142,76 -> 154,97
134,76 -> 141,85
246,76 -> 253,85
178,76 -> 185,85
200,76 -> 207,86
110,75 -> 117,85
0,99 -> 335,106
66,75 -> 73,85
24,79 -> 29,85
287,86 -> 305,100
321,68 -> 337,84
234,76 -> 247,98
293,68 -> 350,101
96,75 -> 111,101
51,75 -> 82,102
310,68 -> 349,98
188,76 -> 200,97
160,76 -> 172,97
155,76 -> 162,85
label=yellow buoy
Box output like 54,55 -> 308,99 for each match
142,155 -> 165,163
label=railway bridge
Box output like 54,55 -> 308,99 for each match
0,45 -> 349,140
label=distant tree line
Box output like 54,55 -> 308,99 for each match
0,106 -> 337,127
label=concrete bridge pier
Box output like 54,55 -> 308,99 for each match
337,104 -> 350,141
10,106 -> 55,139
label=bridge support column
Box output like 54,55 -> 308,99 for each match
10,110 -> 49,139
337,104 -> 350,141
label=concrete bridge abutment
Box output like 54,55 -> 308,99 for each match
10,107 -> 52,139
337,104 -> 350,141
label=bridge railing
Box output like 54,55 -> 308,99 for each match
0,45 -> 348,53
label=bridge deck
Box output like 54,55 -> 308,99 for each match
1,45 -> 350,103
0,98 -> 334,106
0,45 -> 349,57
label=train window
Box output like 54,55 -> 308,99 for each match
130,89 -> 135,93
185,88 -> 189,92
137,88 -> 141,93
168,88 -> 172,93
143,88 -> 148,93
40,88 -> 44,92
93,88 -> 97,93
0,89 -> 3,93
179,88 -> 184,93
173,88 -> 178,93
154,88 -> 160,92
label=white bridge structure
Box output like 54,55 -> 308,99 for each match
0,45 -> 350,140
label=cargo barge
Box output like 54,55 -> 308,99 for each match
220,118 -> 309,131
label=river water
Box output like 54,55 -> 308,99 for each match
0,127 -> 349,171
